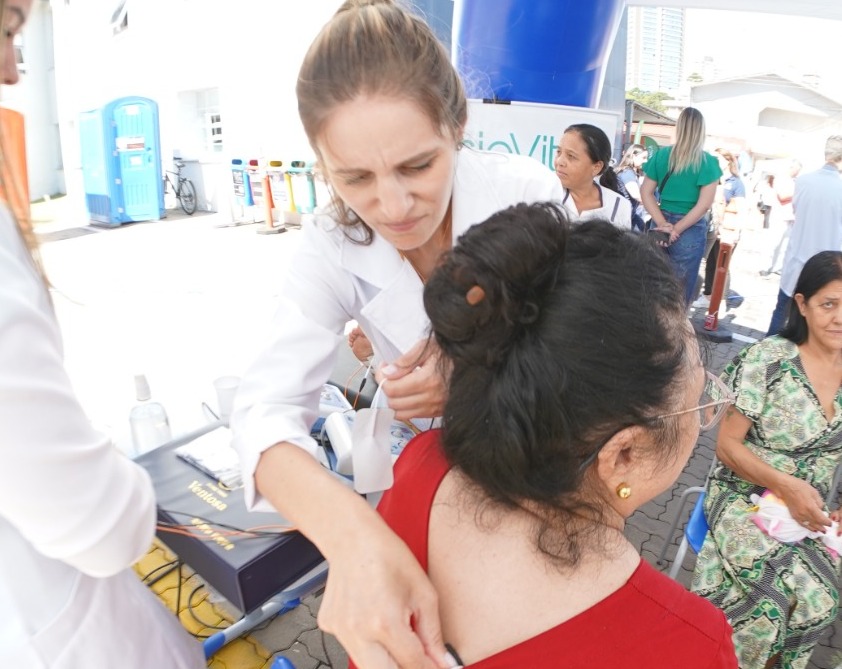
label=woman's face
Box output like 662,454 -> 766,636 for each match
633,151 -> 647,169
795,279 -> 842,350
554,131 -> 602,191
316,95 -> 459,253
3,0 -> 31,85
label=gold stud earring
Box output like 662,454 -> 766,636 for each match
616,483 -> 632,499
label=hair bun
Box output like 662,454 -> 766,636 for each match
425,202 -> 570,368
518,301 -> 540,325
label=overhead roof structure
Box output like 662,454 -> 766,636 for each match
630,0 -> 842,21
628,100 -> 676,125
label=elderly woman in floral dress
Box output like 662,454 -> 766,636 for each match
692,250 -> 842,669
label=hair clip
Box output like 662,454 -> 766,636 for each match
465,284 -> 485,306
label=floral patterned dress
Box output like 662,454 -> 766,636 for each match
691,336 -> 842,669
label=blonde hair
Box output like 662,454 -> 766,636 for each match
615,143 -> 646,173
0,0 -> 45,284
296,0 -> 467,242
669,107 -> 706,174
715,148 -> 740,177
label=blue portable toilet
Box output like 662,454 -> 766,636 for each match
79,96 -> 164,226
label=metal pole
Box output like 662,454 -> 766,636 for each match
703,241 -> 734,333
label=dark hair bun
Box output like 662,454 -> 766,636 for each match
423,202 -> 687,568
424,202 -> 570,368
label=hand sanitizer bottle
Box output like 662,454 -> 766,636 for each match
129,374 -> 172,456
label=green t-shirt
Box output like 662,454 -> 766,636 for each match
643,146 -> 721,215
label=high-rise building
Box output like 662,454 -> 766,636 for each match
626,7 -> 685,93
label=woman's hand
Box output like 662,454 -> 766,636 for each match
317,520 -> 449,669
349,326 -> 374,363
774,474 -> 831,533
829,507 -> 842,536
650,222 -> 675,247
255,445 -> 449,669
376,339 -> 449,420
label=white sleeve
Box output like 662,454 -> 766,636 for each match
512,154 -> 565,205
0,212 -> 157,577
231,220 -> 352,512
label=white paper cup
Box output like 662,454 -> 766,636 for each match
213,375 -> 241,422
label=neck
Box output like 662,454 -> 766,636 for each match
567,180 -> 598,201
401,203 -> 453,281
799,337 -> 842,366
456,474 -> 631,558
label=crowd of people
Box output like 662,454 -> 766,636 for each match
4,0 -> 842,667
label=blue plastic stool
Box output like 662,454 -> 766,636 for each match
667,490 -> 709,579
685,491 -> 710,554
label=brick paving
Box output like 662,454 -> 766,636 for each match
35,200 -> 841,668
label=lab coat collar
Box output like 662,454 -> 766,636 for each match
339,227 -> 406,289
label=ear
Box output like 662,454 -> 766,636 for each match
794,293 -> 807,316
593,425 -> 652,511
595,426 -> 651,481
593,160 -> 605,177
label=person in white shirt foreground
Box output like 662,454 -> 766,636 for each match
0,0 -> 205,666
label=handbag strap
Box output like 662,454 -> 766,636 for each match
658,168 -> 674,196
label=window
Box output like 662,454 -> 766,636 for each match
206,112 -> 223,153
176,88 -> 222,159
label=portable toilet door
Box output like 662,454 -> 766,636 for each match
108,96 -> 164,222
80,104 -> 119,225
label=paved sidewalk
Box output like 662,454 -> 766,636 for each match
34,200 -> 840,668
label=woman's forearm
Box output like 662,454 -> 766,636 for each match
255,441 -> 387,558
640,178 -> 667,227
716,434 -> 789,493
673,183 -> 718,234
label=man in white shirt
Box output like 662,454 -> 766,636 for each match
767,138 -> 842,335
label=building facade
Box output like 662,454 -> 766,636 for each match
625,6 -> 685,93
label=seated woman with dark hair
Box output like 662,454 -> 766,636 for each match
693,250 -> 842,669
370,202 -> 738,668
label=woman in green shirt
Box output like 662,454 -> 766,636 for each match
641,107 -> 721,306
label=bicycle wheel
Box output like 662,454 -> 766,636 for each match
178,179 -> 197,215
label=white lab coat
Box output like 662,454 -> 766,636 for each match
561,183 -> 633,229
232,148 -> 563,511
0,208 -> 204,668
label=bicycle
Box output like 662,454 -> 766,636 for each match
164,161 -> 197,215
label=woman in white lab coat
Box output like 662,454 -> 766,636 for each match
230,2 -> 562,668
0,1 -> 205,666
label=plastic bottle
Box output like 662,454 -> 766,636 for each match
129,374 -> 172,456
